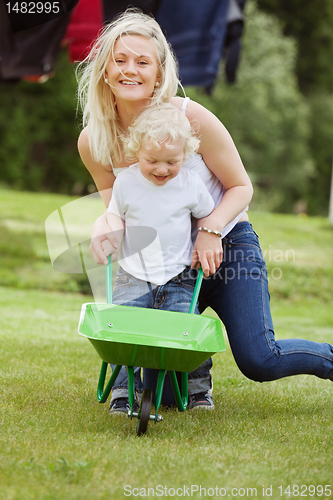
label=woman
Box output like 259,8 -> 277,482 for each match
77,9 -> 333,412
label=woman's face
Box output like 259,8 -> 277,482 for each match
105,35 -> 161,105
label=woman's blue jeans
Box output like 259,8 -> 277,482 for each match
199,221 -> 333,382
111,221 -> 333,405
110,266 -> 212,405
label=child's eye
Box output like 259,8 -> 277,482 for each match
168,162 -> 175,165
148,160 -> 157,164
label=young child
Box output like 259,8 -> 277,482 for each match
106,103 -> 215,414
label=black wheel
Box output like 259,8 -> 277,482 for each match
136,389 -> 152,436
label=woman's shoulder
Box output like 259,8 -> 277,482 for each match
78,126 -> 113,175
77,126 -> 90,157
169,96 -> 219,128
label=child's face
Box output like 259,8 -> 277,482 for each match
138,139 -> 185,185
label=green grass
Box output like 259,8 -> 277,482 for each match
1,188 -> 333,499
1,288 -> 332,500
1,186 -> 333,302
0,186 -> 101,294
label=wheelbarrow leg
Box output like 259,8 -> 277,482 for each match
127,366 -> 135,417
154,370 -> 166,417
97,362 -> 122,403
169,371 -> 188,412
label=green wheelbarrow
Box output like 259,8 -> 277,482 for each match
78,258 -> 225,435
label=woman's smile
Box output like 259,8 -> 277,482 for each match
119,80 -> 141,86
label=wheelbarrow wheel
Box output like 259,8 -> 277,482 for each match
137,389 -> 152,436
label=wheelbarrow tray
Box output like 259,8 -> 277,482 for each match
78,302 -> 225,372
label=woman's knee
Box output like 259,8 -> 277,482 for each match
235,356 -> 277,383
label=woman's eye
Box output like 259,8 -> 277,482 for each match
138,61 -> 148,66
115,59 -> 125,64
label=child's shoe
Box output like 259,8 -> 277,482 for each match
109,397 -> 139,415
189,392 -> 214,410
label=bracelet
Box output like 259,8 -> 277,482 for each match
198,226 -> 222,238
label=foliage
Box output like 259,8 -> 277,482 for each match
306,92 -> 333,214
255,0 -> 333,215
256,0 -> 333,94
186,1 -> 313,212
0,50 -> 92,194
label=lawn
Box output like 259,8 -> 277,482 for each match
0,187 -> 333,500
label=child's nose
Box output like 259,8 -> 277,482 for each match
155,164 -> 168,174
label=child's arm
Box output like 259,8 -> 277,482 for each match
105,212 -> 125,262
104,176 -> 127,262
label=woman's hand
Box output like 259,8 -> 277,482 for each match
191,230 -> 223,278
90,213 -> 121,265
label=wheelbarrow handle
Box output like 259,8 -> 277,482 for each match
106,255 -> 113,304
106,256 -> 204,314
188,267 -> 204,314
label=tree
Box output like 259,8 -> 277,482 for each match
185,0 -> 312,212
257,0 -> 333,93
0,50 -> 92,194
256,0 -> 333,215
306,93 -> 333,214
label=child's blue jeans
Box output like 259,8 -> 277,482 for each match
110,266 -> 212,404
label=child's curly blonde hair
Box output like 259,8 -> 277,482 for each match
124,103 -> 200,161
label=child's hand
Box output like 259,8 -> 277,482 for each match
191,230 -> 223,277
101,229 -> 124,262
90,213 -> 124,265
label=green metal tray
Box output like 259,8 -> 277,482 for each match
78,302 -> 225,372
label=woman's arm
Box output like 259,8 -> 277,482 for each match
186,99 -> 253,225
185,99 -> 253,277
78,127 -> 119,265
78,127 -> 115,206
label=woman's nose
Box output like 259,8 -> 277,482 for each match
123,60 -> 137,75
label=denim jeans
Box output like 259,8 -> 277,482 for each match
111,266 -> 212,404
199,221 -> 333,382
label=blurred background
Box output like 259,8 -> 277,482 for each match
1,0 -> 333,216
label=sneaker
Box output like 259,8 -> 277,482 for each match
109,397 -> 139,416
189,392 -> 215,410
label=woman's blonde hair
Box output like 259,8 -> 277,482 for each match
76,8 -> 180,165
124,103 -> 200,161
